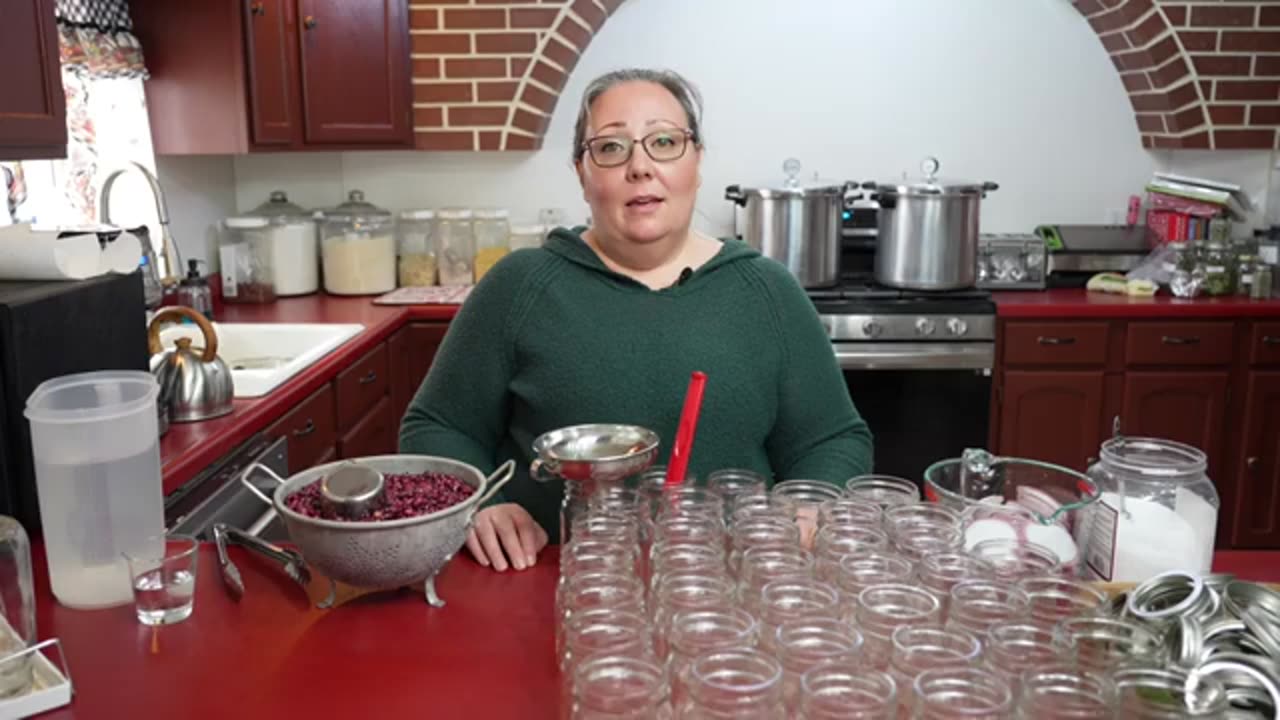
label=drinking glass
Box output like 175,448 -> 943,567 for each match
123,534 -> 198,626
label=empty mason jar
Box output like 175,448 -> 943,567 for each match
654,514 -> 725,549
436,207 -> 475,286
681,649 -> 785,719
891,521 -> 963,564
915,553 -> 994,619
571,510 -> 642,547
966,539 -> 1063,582
888,625 -> 983,712
799,664 -> 897,720
911,668 -> 1014,719
558,573 -> 647,661
560,544 -> 639,595
856,584 -> 943,671
814,524 -> 889,583
729,518 -> 801,578
1111,667 -> 1231,719
737,546 -> 814,613
651,574 -> 736,659
707,469 -> 767,521
884,503 -> 963,536
757,579 -> 840,655
561,608 -> 653,678
649,541 -> 727,598
656,487 -> 726,526
773,480 -> 843,549
572,655 -> 673,720
833,552 -> 914,620
729,493 -> 798,528
667,608 -> 758,711
1051,617 -> 1166,674
844,474 -> 920,508
1016,576 -> 1107,628
945,580 -> 1030,641
1016,663 -> 1116,719
818,497 -> 883,529
629,467 -> 670,524
983,623 -> 1067,698
0,515 -> 35,698
776,617 -> 865,715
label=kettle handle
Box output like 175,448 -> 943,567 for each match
147,305 -> 219,363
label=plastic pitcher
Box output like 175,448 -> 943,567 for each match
24,371 -> 165,608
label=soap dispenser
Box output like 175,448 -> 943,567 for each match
176,259 -> 214,320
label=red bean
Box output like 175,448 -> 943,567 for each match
285,471 -> 475,522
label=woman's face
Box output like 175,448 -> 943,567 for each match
576,81 -> 702,247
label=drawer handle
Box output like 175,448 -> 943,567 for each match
359,370 -> 378,385
1263,336 -> 1280,346
1161,335 -> 1200,345
1248,456 -> 1259,473
250,2 -> 265,16
1036,336 -> 1075,346
293,419 -> 316,438
303,15 -> 317,29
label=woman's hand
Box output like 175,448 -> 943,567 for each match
466,503 -> 549,571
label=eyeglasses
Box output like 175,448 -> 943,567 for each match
582,128 -> 696,168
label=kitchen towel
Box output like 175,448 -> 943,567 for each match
0,223 -> 141,280
373,286 -> 474,305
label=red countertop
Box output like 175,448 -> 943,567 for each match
30,544 -> 1280,719
993,288 -> 1280,318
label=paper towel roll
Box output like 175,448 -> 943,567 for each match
0,224 -> 142,281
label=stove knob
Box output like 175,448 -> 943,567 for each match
862,320 -> 884,339
947,318 -> 969,337
915,317 -> 936,336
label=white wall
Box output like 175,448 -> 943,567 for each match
220,0 -> 1275,242
154,155 -> 237,268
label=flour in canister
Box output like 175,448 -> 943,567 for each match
268,222 -> 318,295
322,233 -> 396,295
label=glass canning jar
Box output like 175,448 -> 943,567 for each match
572,655 -> 672,720
737,546 -> 814,613
813,524 -> 889,583
832,552 -> 914,620
855,584 -> 943,671
1016,576 -> 1107,628
844,475 -> 920,507
944,580 -> 1030,641
910,668 -> 1013,719
561,608 -> 653,679
799,664 -> 897,720
666,608 -> 758,711
650,573 -> 736,659
680,649 -> 785,719
817,497 -> 883,529
706,469 -> 767,523
983,623 -> 1067,699
436,208 -> 475,286
1015,663 -> 1116,719
729,518 -> 800,579
775,617 -> 865,715
914,553 -> 994,618
472,207 -> 510,282
1051,616 -> 1166,674
1112,667 -> 1231,719
396,209 -> 437,287
757,579 -> 840,656
887,625 -> 982,713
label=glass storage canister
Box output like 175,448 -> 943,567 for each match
218,217 -> 277,303
1085,437 -> 1219,582
1199,240 -> 1236,296
509,223 -> 547,251
0,515 -> 35,698
1235,253 -> 1257,297
473,207 -> 511,282
397,210 -> 437,287
437,208 -> 475,286
318,190 -> 397,296
1167,241 -> 1204,298
242,189 -> 319,296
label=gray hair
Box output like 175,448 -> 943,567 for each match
571,68 -> 704,163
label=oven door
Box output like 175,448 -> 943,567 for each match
837,342 -> 993,486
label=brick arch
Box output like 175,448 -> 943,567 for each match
1072,0 -> 1279,150
409,0 -> 1277,151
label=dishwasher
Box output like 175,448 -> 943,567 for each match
166,433 -> 291,542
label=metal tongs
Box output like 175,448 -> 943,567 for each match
213,523 -> 336,609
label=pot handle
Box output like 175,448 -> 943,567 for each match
147,305 -> 220,363
475,459 -> 516,506
724,185 -> 746,206
982,181 -> 1000,195
241,461 -> 288,507
529,457 -> 560,483
876,193 -> 897,210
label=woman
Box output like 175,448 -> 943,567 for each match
400,68 -> 872,572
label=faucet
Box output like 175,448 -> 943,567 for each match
99,161 -> 183,287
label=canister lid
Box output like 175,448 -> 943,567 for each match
246,190 -> 313,224
730,158 -> 847,199
876,157 -> 994,196
399,209 -> 436,220
320,189 -> 392,221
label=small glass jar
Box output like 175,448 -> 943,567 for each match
944,580 -> 1030,641
570,510 -> 642,548
436,208 -> 475,286
218,217 -> 277,303
0,515 -> 35,698
650,574 -> 736,659
560,607 -> 652,678
472,207 -> 510,282
832,552 -> 914,619
317,190 -> 397,296
1017,576 -> 1107,628
1208,217 -> 1232,244
649,542 -> 727,597
1016,663 -> 1116,719
509,223 -> 547,251
888,625 -> 982,711
1086,437 -> 1219,582
729,493 -> 797,528
843,474 -> 919,508
855,584 -> 943,671
1168,241 -> 1204,298
653,514 -> 724,549
396,209 -> 437,287
1235,253 -> 1257,297
667,608 -> 758,711
890,521 -> 962,564
707,469 -> 767,523
1200,240 -> 1235,296
799,664 -> 897,720
737,546 -> 814,613
773,480 -> 842,549
1051,617 -> 1165,674
758,579 -> 841,655
817,497 -> 882,529
914,553 -> 993,618
560,543 -> 638,592
728,520 -> 800,579
776,618 -> 865,714
813,524 -> 889,583
572,655 -> 673,720
681,649 -> 785,719
911,668 -> 1013,720
983,623 -> 1067,698
656,487 -> 725,527
557,573 -> 647,657
1112,667 -> 1230,719
966,539 -> 1064,583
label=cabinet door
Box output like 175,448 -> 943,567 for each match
0,0 -> 66,159
295,0 -> 411,145
388,323 -> 449,432
998,371 -> 1105,471
244,0 -> 299,146
339,396 -> 397,459
265,383 -> 337,473
1232,371 -> 1280,548
1120,371 -> 1229,480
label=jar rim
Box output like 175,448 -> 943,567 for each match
1099,437 -> 1208,477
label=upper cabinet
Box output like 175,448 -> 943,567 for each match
0,0 -> 67,161
131,0 -> 412,154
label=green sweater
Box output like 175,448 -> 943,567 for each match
399,228 -> 872,539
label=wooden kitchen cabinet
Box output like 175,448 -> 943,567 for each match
1119,371 -> 1230,481
387,322 -> 449,432
0,0 -> 66,160
335,342 -> 389,433
132,0 -> 411,154
998,370 -> 1105,471
1232,371 -> 1280,548
339,395 -> 396,459
265,383 -> 337,473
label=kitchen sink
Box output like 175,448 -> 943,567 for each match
156,322 -> 364,398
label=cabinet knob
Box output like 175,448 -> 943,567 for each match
1112,415 -> 1121,438
250,2 -> 266,16
1247,456 -> 1259,473
359,370 -> 378,385
303,15 -> 318,29
293,419 -> 316,438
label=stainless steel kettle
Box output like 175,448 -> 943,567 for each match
147,306 -> 234,422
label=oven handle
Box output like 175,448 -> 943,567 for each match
833,343 -> 995,370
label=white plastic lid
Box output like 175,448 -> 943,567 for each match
399,209 -> 436,220
24,370 -> 159,424
225,217 -> 270,229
